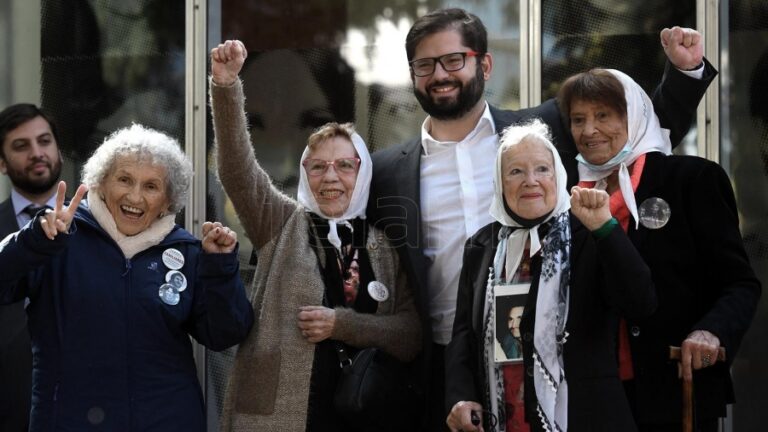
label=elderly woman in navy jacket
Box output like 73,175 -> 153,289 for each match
0,124 -> 254,431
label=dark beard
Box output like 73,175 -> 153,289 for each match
7,159 -> 62,195
413,64 -> 485,121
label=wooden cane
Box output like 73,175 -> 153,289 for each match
669,346 -> 726,432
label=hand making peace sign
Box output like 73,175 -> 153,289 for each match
39,181 -> 88,240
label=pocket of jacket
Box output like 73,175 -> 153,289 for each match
234,350 -> 281,415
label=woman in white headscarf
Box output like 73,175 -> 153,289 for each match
208,40 -> 421,431
558,69 -> 761,431
445,119 -> 656,432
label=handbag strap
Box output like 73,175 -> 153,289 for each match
333,342 -> 354,371
306,219 -> 357,372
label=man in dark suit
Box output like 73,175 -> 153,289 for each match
0,103 -> 62,431
366,8 -> 717,431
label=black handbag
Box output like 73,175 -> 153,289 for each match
306,221 -> 419,428
332,343 -> 418,428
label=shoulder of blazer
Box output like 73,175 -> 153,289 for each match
640,152 -> 720,190
0,198 -> 19,236
489,105 -> 522,133
371,137 -> 421,166
370,138 -> 420,188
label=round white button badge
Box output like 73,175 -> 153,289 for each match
165,270 -> 187,292
638,197 -> 671,230
162,248 -> 185,270
159,284 -> 180,306
367,281 -> 390,302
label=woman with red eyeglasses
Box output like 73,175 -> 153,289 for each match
209,39 -> 422,432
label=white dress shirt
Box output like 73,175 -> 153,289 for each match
420,102 -> 499,344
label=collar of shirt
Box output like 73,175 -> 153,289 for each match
12,188 -> 57,227
420,101 -> 496,156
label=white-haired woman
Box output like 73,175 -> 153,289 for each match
445,120 -> 656,432
0,124 -> 254,431
209,40 -> 421,431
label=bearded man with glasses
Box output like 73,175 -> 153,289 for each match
366,7 -> 719,431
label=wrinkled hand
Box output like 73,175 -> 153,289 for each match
570,186 -> 612,231
297,306 -> 336,343
201,221 -> 237,254
660,26 -> 704,71
210,39 -> 247,86
680,330 -> 721,382
447,401 -> 484,432
40,181 -> 88,241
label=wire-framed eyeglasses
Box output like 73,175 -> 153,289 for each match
409,51 -> 480,77
302,157 -> 361,176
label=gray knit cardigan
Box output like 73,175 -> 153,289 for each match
211,79 -> 422,431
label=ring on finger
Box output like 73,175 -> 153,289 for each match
702,353 -> 712,367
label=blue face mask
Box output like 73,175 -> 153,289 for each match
576,143 -> 633,172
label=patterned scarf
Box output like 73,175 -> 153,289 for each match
488,122 -> 572,431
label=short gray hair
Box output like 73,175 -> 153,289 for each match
499,118 -> 554,154
81,124 -> 193,213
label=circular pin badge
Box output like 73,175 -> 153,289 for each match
367,281 -> 390,302
638,197 -> 671,230
159,284 -> 180,306
165,270 -> 187,292
162,248 -> 185,270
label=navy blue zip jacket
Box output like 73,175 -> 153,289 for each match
0,204 -> 254,431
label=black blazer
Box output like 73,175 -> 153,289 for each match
445,217 -> 656,431
0,197 -> 31,432
623,152 -> 761,425
0,198 -> 23,346
366,61 -> 717,400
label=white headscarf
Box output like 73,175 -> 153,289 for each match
488,120 -> 571,431
576,69 -> 672,229
297,131 -> 372,250
489,121 -> 571,281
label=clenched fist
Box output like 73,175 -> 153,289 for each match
660,26 -> 704,71
570,186 -> 612,231
201,221 -> 237,254
210,39 -> 248,86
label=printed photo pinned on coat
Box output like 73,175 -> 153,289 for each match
494,283 -> 529,363
159,283 -> 180,305
638,197 -> 671,229
166,270 -> 187,292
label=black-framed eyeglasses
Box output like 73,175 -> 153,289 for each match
409,51 -> 480,77
302,157 -> 361,176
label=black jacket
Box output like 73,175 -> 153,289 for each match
445,216 -> 656,431
0,198 -> 31,431
623,152 -> 761,425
